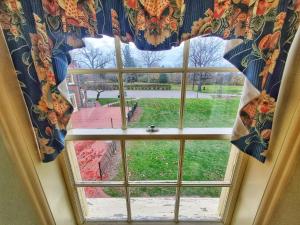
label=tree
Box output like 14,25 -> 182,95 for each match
139,51 -> 165,67
72,44 -> 114,69
189,37 -> 224,91
159,73 -> 169,83
122,45 -> 137,83
71,43 -> 114,83
139,51 -> 165,83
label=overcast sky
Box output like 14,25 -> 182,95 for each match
70,35 -> 233,68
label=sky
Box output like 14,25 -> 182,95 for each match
70,35 -> 233,68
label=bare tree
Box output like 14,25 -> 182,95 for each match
71,44 -> 115,84
189,37 -> 224,91
139,51 -> 165,82
72,45 -> 113,69
139,51 -> 165,67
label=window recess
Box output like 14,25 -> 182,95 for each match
64,36 -> 245,224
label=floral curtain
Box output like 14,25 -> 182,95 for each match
0,0 -> 299,162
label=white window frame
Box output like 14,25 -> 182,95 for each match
69,93 -> 78,112
67,73 -> 76,85
62,37 -> 247,225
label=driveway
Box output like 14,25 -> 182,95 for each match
87,90 -> 240,99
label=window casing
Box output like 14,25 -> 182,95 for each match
63,37 -> 246,225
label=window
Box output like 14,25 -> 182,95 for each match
63,36 -> 245,224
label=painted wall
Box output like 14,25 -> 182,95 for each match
0,29 -> 76,225
269,154 -> 300,225
0,134 -> 42,225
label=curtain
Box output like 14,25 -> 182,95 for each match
0,0 -> 299,162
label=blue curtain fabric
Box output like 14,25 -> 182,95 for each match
0,0 -> 299,162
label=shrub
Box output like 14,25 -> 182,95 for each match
125,83 -> 171,90
159,73 -> 169,83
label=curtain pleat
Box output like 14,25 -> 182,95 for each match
0,0 -> 299,162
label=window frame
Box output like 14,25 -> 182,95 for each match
62,37 -> 247,225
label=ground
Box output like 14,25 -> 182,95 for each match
70,89 -> 241,198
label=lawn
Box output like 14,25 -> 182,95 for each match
128,98 -> 239,128
104,98 -> 240,198
97,98 -> 118,105
171,84 -> 243,95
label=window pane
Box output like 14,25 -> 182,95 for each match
121,42 -> 183,68
130,187 -> 176,220
188,36 -> 234,68
124,73 -> 181,128
184,72 -> 243,128
69,36 -> 116,69
183,141 -> 231,181
67,140 -> 124,182
85,187 -> 127,220
126,140 -> 179,181
67,74 -> 122,129
179,187 -> 227,220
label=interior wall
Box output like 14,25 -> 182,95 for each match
230,28 -> 300,225
269,154 -> 300,225
0,134 -> 42,225
0,29 -> 76,225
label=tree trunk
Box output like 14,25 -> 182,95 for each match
192,73 -> 196,91
197,79 -> 202,92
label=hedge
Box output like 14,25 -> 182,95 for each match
125,83 -> 171,90
84,82 -> 171,91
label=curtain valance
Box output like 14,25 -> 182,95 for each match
0,0 -> 299,162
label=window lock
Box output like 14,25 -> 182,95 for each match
146,125 -> 159,133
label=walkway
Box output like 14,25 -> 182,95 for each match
71,104 -> 124,129
70,105 -> 126,198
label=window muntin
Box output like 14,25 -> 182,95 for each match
65,36 -> 243,224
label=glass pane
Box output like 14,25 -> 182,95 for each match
184,72 -> 243,128
183,141 -> 231,181
69,36 -> 116,69
179,187 -> 226,220
188,36 -> 234,68
67,74 -> 122,129
85,187 -> 127,220
130,187 -> 176,220
126,140 -> 179,181
124,73 -> 181,128
67,140 -> 124,182
121,42 -> 183,68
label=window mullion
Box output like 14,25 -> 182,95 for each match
174,139 -> 185,222
120,140 -> 132,221
114,37 -> 127,129
179,40 -> 190,129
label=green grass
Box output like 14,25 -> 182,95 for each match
128,98 -> 239,128
171,84 -> 243,94
97,98 -> 136,106
104,98 -> 240,198
97,98 -> 119,105
185,98 -> 239,127
201,85 -> 242,95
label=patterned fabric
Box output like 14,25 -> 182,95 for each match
0,0 -> 99,162
0,0 -> 299,162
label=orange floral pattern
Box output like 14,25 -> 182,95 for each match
1,0 -> 299,162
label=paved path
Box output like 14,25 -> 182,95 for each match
71,105 -> 127,198
87,90 -> 240,99
71,105 -> 126,129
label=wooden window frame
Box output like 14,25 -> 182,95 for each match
63,37 -> 246,225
